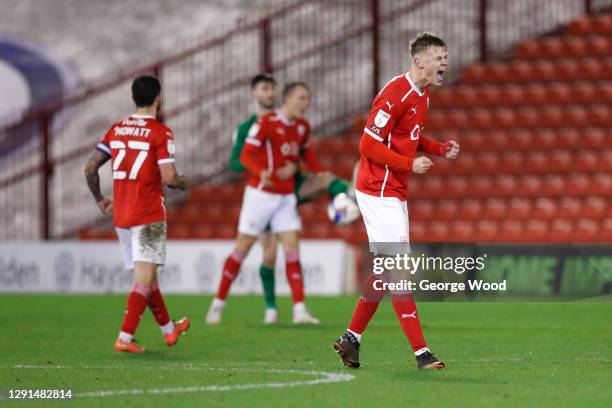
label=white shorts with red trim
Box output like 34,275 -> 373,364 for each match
115,221 -> 167,269
238,186 -> 301,236
355,189 -> 411,255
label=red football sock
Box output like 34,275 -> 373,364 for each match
120,283 -> 150,336
348,274 -> 387,335
285,251 -> 304,304
391,293 -> 427,352
148,280 -> 170,327
216,250 -> 245,300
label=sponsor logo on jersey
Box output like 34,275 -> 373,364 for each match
369,124 -> 383,135
374,109 -> 391,128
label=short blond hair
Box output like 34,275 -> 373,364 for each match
409,32 -> 446,57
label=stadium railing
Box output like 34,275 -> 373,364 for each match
0,0 -> 609,239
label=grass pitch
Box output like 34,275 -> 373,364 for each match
0,295 -> 610,407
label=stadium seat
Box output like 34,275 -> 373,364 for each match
541,174 -> 566,197
550,219 -> 573,242
483,198 -> 507,220
410,200 -> 435,221
507,198 -> 532,220
557,197 -> 582,219
533,198 -> 557,220
574,219 -> 599,241
436,199 -> 460,220
475,220 -> 499,241
459,199 -> 483,221
499,220 -> 523,241
449,221 -> 474,242
524,220 -> 549,242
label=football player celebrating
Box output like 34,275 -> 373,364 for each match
226,75 -> 355,324
207,81 -> 327,325
84,75 -> 191,353
332,33 -> 460,369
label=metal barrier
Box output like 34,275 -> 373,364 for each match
0,0 -> 608,239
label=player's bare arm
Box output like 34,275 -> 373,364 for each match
84,149 -> 112,214
159,162 -> 191,190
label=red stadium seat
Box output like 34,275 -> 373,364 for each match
410,221 -> 427,242
518,175 -> 543,197
582,197 -> 607,219
410,200 -> 435,221
475,220 -> 499,242
533,198 -> 557,220
580,128 -> 607,149
548,150 -> 573,173
499,220 -> 523,241
566,174 -> 591,196
436,199 -> 460,220
592,173 -> 612,193
557,197 -> 582,219
449,221 -> 474,242
168,224 -> 190,239
550,219 -> 573,242
428,221 -> 450,242
507,198 -> 532,220
483,198 -> 507,220
601,219 -> 612,242
191,225 -> 215,239
459,199 -> 483,221
574,219 -> 599,242
541,174 -> 565,197
494,175 -> 519,197
524,220 -> 549,242
574,150 -> 598,172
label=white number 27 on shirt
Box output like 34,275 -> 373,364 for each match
110,140 -> 149,180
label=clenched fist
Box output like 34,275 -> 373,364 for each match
444,140 -> 460,160
97,197 -> 113,215
412,156 -> 434,174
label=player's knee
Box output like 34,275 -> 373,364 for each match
262,254 -> 276,268
235,234 -> 256,253
285,249 -> 300,263
131,282 -> 152,298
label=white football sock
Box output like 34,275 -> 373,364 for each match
414,347 -> 430,356
212,298 -> 226,308
347,329 -> 362,343
118,331 -> 133,343
160,321 -> 175,335
293,302 -> 306,314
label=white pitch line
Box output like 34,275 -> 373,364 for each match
1,365 -> 355,399
77,371 -> 354,398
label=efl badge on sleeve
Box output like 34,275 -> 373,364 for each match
374,109 -> 391,128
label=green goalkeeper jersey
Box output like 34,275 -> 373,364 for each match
229,114 -> 258,173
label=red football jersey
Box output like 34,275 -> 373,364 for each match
241,111 -> 312,194
356,72 -> 440,201
96,114 -> 175,228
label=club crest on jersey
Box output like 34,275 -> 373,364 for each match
297,124 -> 305,136
281,141 -> 299,156
374,109 -> 391,128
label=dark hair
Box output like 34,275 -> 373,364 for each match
250,73 -> 276,89
282,81 -> 309,99
131,75 -> 161,107
409,32 -> 446,57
